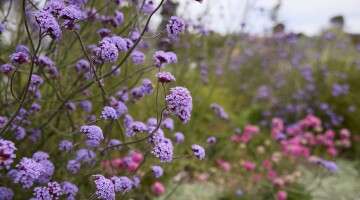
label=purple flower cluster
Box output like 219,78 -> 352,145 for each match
93,175 -> 115,200
131,50 -> 146,65
67,159 -> 81,174
152,138 -> 174,163
207,136 -> 217,144
126,121 -> 148,137
9,52 -> 30,65
59,140 -> 73,152
191,144 -> 205,160
34,10 -> 62,41
166,16 -> 185,38
153,51 -> 177,67
165,86 -> 193,123
80,125 -> 104,141
62,181 -> 78,199
100,106 -> 118,120
156,71 -> 176,84
76,149 -> 96,164
0,64 -> 15,74
162,118 -> 174,130
210,103 -> 229,120
33,181 -> 62,200
98,37 -> 119,62
173,132 -> 185,145
0,139 -> 17,170
151,166 -> 164,178
111,176 -> 132,193
0,187 -> 14,200
14,157 -> 44,188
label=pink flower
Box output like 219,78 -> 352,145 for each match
231,135 -> 241,142
263,160 -> 272,169
253,174 -> 261,181
267,170 -> 277,179
327,147 -> 338,156
339,129 -> 350,138
243,161 -> 256,171
244,125 -> 260,135
132,153 -> 143,163
151,182 -> 165,196
276,190 -> 287,200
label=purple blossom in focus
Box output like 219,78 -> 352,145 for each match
165,86 -> 193,123
166,16 -> 185,38
191,144 -> 205,160
151,166 -> 163,178
80,125 -> 104,141
0,139 -> 17,170
93,174 -> 115,200
100,106 -> 118,120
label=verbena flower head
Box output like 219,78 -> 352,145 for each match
151,182 -> 165,196
165,86 -> 193,123
65,0 -> 87,8
207,136 -> 216,144
34,181 -> 62,200
97,28 -> 112,38
37,160 -> 55,183
173,132 -> 185,145
98,37 -> 119,63
131,50 -> 146,65
156,72 -> 176,83
14,157 -> 44,188
0,187 -> 14,200
0,64 -> 15,74
14,126 -> 26,141
0,139 -> 17,170
93,175 -> 115,200
141,1 -> 155,14
132,176 -> 140,189
166,16 -> 185,38
111,36 -> 128,52
76,149 -> 96,164
78,100 -> 92,112
43,0 -> 65,15
62,181 -> 78,199
191,144 -> 205,160
67,159 -> 81,174
210,103 -> 229,120
32,151 -> 49,162
141,78 -> 153,94
100,106 -> 118,120
59,140 -> 73,152
80,125 -> 104,141
111,176 -> 132,193
152,138 -> 173,163
126,121 -> 148,137
34,10 -> 62,41
166,52 -> 178,63
153,51 -> 170,67
151,166 -> 163,178
162,118 -> 174,130
0,23 -> 4,34
9,52 -> 30,64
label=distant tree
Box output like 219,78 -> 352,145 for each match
330,15 -> 344,29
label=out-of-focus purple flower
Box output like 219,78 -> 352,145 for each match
207,136 -> 216,144
141,1 -> 155,14
38,160 -> 55,183
111,176 -> 132,193
166,16 -> 185,38
153,51 -> 170,67
111,36 -> 128,52
86,139 -> 100,148
131,50 -> 146,65
110,98 -> 128,117
15,45 -> 29,54
210,103 -> 229,120
65,0 -> 87,8
78,100 -> 92,112
30,74 -> 44,85
98,37 -> 119,63
59,140 -> 73,152
0,139 -> 17,170
165,86 -> 193,124
141,78 -> 153,94
75,59 -> 90,73
32,151 -> 49,162
191,144 -> 205,160
9,52 -> 30,64
0,23 -> 5,34
235,189 -> 244,196
76,149 -> 96,164
43,0 -> 65,15
123,114 -> 134,128
166,52 -> 178,64
0,64 -> 15,74
156,72 -> 176,83
151,166 -> 163,178
147,118 -> 158,127
0,187 -> 14,200
34,10 -> 62,41
126,121 -> 148,137
130,28 -> 141,41
14,126 -> 26,141
67,159 -> 81,174
65,102 -> 76,110
108,139 -> 122,150
162,118 -> 174,130
14,157 -> 44,188
59,5 -> 82,29
93,174 -> 115,200
97,28 -> 112,37
80,125 -> 104,141
62,181 -> 78,199
34,182 -> 62,200
152,138 -> 173,163
100,106 -> 118,120
111,66 -> 121,76
132,176 -> 140,189
173,132 -> 184,145
332,83 -> 349,96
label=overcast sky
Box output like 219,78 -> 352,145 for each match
153,0 -> 360,35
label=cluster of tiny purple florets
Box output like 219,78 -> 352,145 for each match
165,86 -> 193,123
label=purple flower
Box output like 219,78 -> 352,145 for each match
111,176 -> 132,193
111,36 -> 128,52
59,5 -> 82,21
147,118 -> 158,127
210,103 -> 229,120
131,50 -> 146,65
93,175 -> 115,200
191,144 -> 205,160
141,1 -> 155,14
166,52 -> 178,63
207,136 -> 216,144
0,187 -> 14,200
132,176 -> 140,189
0,64 -> 15,74
110,99 -> 128,117
0,23 -> 5,34
30,74 -> 44,85
111,66 -> 121,76
65,102 -> 76,110
34,10 -> 62,41
67,159 -> 81,174
130,28 -> 141,41
123,114 -> 134,127
76,149 -> 96,164
166,16 -> 185,38
14,157 -> 44,188
65,0 -> 87,8
86,139 -> 100,148
75,59 -> 90,73
62,181 -> 78,199
80,125 -> 104,141
162,118 -> 174,130
9,52 -> 30,64
43,0 -> 65,15
156,72 -> 176,83
173,132 -> 184,145
151,166 -> 163,178
108,139 -> 122,150
152,138 -> 173,163
141,78 -> 153,94
235,189 -> 244,196
153,51 -> 170,67
59,140 -> 73,152
98,37 -> 119,63
14,126 -> 26,141
78,100 -> 92,112
30,103 -> 41,112
100,106 -> 118,120
165,86 -> 193,123
32,151 -> 49,162
0,139 -> 17,170
38,160 -> 55,183
126,121 -> 148,137
97,28 -> 112,37
34,181 -> 62,200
